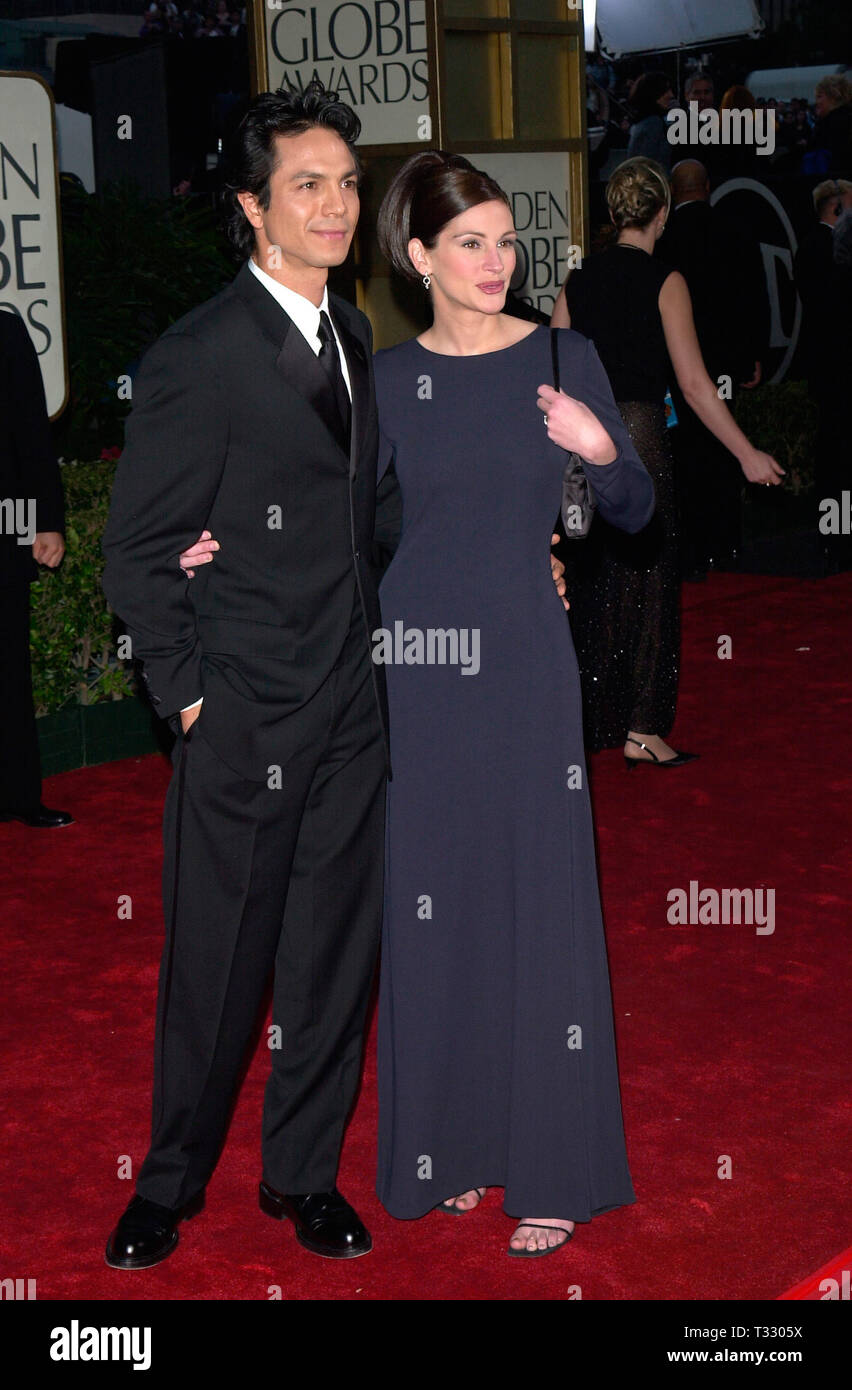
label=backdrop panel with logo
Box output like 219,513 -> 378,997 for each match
0,70 -> 68,418
247,2 -> 588,348
259,0 -> 430,148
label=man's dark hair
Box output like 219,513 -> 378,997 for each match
629,71 -> 673,121
222,80 -> 362,260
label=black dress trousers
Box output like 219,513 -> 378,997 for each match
135,587 -> 387,1209
0,583 -> 43,812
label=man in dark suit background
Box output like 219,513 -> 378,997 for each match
657,158 -> 769,579
794,179 -> 848,510
0,312 -> 72,829
102,81 -> 402,1268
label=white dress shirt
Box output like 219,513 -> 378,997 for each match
247,254 -> 352,398
181,257 -> 353,714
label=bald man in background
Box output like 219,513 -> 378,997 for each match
657,159 -> 769,579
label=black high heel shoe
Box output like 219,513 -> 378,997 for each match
624,737 -> 698,768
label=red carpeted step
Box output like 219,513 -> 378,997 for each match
778,1246 -> 852,1300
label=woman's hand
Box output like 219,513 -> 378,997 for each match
738,447 -> 785,486
179,530 -> 219,577
551,533 -> 569,611
537,385 -> 617,465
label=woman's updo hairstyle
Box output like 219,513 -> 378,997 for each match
378,150 -> 511,282
605,156 -> 671,232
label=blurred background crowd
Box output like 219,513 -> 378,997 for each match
139,1 -> 246,40
589,66 -> 852,181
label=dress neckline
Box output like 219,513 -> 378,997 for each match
413,324 -> 543,359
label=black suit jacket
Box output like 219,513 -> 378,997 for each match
102,260 -> 401,780
794,223 -> 841,389
0,311 -> 65,587
808,105 -> 852,176
656,200 -> 768,388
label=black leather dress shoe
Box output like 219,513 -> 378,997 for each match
105,1192 -> 203,1270
259,1181 -> 372,1259
0,803 -> 73,828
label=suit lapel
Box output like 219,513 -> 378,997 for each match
275,327 -> 350,456
232,261 -> 350,459
330,303 -> 369,479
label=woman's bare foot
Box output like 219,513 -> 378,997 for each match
509,1218 -> 574,1254
624,731 -> 679,763
439,1187 -> 486,1212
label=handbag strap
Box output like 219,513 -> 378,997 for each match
550,327 -> 560,393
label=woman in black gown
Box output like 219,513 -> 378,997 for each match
372,153 -> 655,1255
552,157 -> 783,765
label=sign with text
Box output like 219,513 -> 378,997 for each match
0,72 -> 67,418
259,0 -> 429,147
470,151 -> 577,317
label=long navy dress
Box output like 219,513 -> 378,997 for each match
374,326 -> 654,1221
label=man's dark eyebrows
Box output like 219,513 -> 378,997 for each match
289,167 -> 360,181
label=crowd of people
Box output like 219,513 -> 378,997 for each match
585,61 -> 852,580
589,65 -> 852,182
139,2 -> 246,39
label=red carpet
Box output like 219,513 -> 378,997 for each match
2,572 -> 850,1300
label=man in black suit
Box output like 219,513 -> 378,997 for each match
794,179 -> 847,507
671,71 -> 726,187
0,312 -> 72,829
102,82 -> 402,1267
657,159 -> 769,578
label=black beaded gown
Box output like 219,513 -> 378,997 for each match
561,244 -> 679,752
372,326 -> 655,1221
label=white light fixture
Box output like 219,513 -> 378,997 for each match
582,0 -> 597,53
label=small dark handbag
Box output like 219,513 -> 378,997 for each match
551,328 -> 596,539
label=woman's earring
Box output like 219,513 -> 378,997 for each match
422,273 -> 431,290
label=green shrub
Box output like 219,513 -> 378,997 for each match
734,379 -> 819,496
29,181 -> 236,716
29,459 -> 136,716
57,180 -> 235,459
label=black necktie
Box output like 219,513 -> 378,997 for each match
317,310 -> 351,444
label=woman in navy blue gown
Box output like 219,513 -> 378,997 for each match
372,153 -> 655,1255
